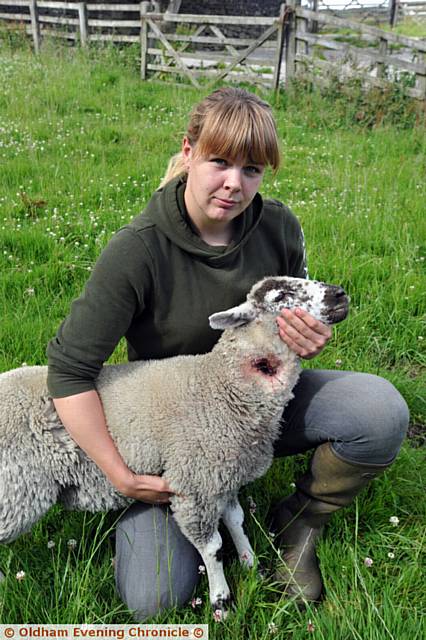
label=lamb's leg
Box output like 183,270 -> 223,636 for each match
197,529 -> 232,621
222,496 -> 255,568
171,495 -> 231,621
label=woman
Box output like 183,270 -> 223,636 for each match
47,87 -> 409,619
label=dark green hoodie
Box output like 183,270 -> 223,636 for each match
47,177 -> 307,397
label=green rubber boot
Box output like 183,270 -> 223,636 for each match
270,442 -> 391,603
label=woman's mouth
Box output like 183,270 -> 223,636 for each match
214,197 -> 239,209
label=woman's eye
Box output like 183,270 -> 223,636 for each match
245,165 -> 262,175
211,158 -> 227,166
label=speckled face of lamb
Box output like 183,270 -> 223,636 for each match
209,276 -> 349,330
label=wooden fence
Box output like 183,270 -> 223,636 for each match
0,1 -> 425,98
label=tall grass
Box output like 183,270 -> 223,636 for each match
0,38 -> 425,637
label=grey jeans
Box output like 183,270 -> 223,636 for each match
115,370 -> 409,620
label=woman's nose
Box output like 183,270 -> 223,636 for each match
224,168 -> 242,191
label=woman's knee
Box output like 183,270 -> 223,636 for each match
326,372 -> 409,464
115,503 -> 201,620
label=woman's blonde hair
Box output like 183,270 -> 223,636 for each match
159,87 -> 280,187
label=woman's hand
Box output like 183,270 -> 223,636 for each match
113,470 -> 176,504
277,308 -> 332,360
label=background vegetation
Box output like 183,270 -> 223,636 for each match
0,34 -> 424,639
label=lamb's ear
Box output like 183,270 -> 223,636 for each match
209,301 -> 257,330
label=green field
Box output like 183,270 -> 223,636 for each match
0,38 -> 425,638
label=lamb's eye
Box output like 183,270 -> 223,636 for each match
273,291 -> 287,302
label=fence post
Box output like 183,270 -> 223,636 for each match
273,3 -> 286,93
140,1 -> 150,80
78,2 -> 89,47
29,0 -> 41,53
417,53 -> 426,99
390,0 -> 399,27
377,36 -> 388,79
285,0 -> 297,87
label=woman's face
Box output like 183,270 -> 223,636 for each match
182,137 -> 265,233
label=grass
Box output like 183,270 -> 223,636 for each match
0,35 -> 425,637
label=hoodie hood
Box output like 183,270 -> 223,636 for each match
142,176 -> 264,268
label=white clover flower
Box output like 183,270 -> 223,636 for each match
268,621 -> 278,634
335,359 -> 342,367
16,570 -> 26,581
388,552 -> 395,559
24,287 -> 35,296
47,540 -> 55,549
364,557 -> 373,567
389,516 -> 400,527
198,564 -> 206,575
67,538 -> 77,550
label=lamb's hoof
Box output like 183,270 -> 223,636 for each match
212,596 -> 232,622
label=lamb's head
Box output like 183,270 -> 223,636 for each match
209,276 -> 349,330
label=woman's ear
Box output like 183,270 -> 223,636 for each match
181,136 -> 192,168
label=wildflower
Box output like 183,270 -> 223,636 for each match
290,482 -> 296,489
67,538 -> 77,550
388,552 -> 395,559
268,622 -> 278,635
25,287 -> 35,296
190,597 -> 202,608
335,359 -> 342,367
364,557 -> 373,567
213,609 -> 222,622
389,516 -> 399,527
307,619 -> 315,632
47,540 -> 55,549
16,570 -> 26,581
247,495 -> 257,514
198,565 -> 206,575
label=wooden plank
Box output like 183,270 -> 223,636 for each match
213,21 -> 278,85
0,12 -> 30,20
147,63 -> 272,85
38,15 -> 78,25
87,3 -> 141,10
296,7 -> 426,52
156,33 -> 268,47
0,0 -> 31,6
39,28 -> 78,40
147,17 -> 201,89
89,32 -> 138,42
163,13 -> 276,26
88,19 -> 140,27
38,1 -> 80,9
147,47 -> 273,68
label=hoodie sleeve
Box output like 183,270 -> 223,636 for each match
47,228 -> 153,398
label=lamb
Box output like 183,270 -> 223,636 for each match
0,275 -> 349,619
